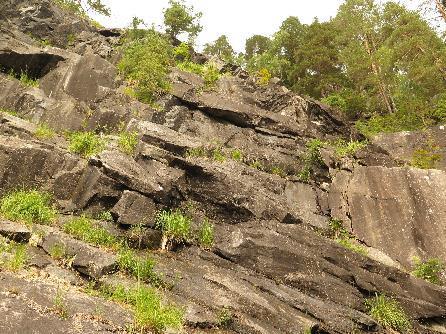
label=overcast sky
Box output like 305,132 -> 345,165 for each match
90,0 -> 419,52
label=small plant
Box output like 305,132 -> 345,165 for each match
230,149 -> 243,162
270,166 -> 286,178
100,284 -> 184,332
19,71 -> 39,88
257,68 -> 272,86
250,160 -> 264,171
336,238 -> 368,256
40,39 -> 52,47
66,33 -> 76,46
212,148 -> 226,162
0,190 -> 57,225
0,239 -> 28,272
95,211 -> 114,222
49,243 -> 67,261
35,123 -> 55,140
329,219 -> 367,256
411,148 -> 441,169
156,210 -> 191,250
217,306 -> 233,328
68,131 -> 106,158
332,139 -> 367,158
298,139 -> 325,182
118,131 -> 139,155
197,219 -> 214,249
185,146 -> 207,158
0,108 -> 19,117
53,289 -> 69,320
117,247 -> 161,285
203,63 -> 221,90
173,42 -> 191,62
365,294 -> 411,333
412,257 -> 444,284
63,216 -> 119,250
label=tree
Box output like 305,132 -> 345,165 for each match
54,0 -> 111,17
245,35 -> 271,60
203,35 -> 234,61
163,0 -> 203,41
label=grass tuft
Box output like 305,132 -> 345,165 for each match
412,257 -> 444,284
118,131 -> 139,155
156,210 -> 191,250
0,190 -> 57,225
365,294 -> 411,333
35,123 -> 56,140
197,219 -> 214,249
68,131 -> 106,158
0,238 -> 28,272
117,247 -> 161,285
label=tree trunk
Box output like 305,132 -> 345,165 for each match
434,0 -> 446,23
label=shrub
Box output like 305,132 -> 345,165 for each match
365,294 -> 412,333
217,307 -> 233,328
186,146 -> 207,158
35,123 -> 55,140
156,210 -> 191,250
250,160 -> 264,171
212,148 -> 226,162
270,166 -> 286,177
173,42 -> 191,62
329,219 -> 367,256
197,219 -> 214,249
95,211 -> 114,222
118,131 -> 139,155
412,257 -> 444,284
118,29 -> 173,104
0,190 -> 57,225
322,94 -> 347,113
68,131 -> 106,158
101,284 -> 184,333
298,139 -> 325,182
203,63 -> 221,89
332,139 -> 367,158
63,216 -> 119,250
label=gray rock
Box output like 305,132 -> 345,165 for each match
0,220 -> 31,242
111,190 -> 157,227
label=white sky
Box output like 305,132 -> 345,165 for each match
90,0 -> 421,53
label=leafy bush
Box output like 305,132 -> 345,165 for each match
173,42 -> 191,62
298,139 -> 325,182
0,238 -> 28,272
186,146 -> 207,158
412,257 -> 444,284
118,131 -> 139,155
365,294 -> 412,333
332,139 -> 367,158
322,94 -> 347,113
203,63 -> 221,89
197,219 -> 214,249
230,149 -> 243,161
156,210 -> 191,250
35,123 -> 55,140
100,284 -> 184,333
0,190 -> 57,225
68,131 -> 106,158
257,68 -> 272,86
52,0 -> 110,17
212,148 -> 226,162
118,29 -> 173,104
63,216 -> 119,250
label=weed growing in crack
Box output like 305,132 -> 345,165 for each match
365,294 -> 411,333
412,257 -> 444,284
35,123 -> 56,140
67,131 -> 106,158
197,219 -> 214,249
156,210 -> 191,250
118,130 -> 139,155
0,238 -> 28,272
53,289 -> 69,320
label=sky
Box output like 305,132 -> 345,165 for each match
90,0 -> 344,52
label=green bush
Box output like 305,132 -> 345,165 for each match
298,139 -> 325,182
117,247 -> 160,284
63,216 -> 119,250
0,108 -> 19,117
118,131 -> 139,155
156,210 -> 191,250
212,148 -> 226,162
0,190 -> 57,225
197,219 -> 214,249
331,139 -> 367,158
118,29 -> 173,104
411,149 -> 441,169
185,146 -> 207,158
365,294 -> 412,333
203,63 -> 221,89
230,149 -> 243,162
100,284 -> 184,333
173,42 -> 191,62
68,131 -> 106,158
322,94 -> 347,113
412,257 -> 444,284
257,68 -> 272,86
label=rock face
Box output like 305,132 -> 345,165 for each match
0,1 -> 445,334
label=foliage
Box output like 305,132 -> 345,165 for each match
257,68 -> 272,86
53,289 -> 69,319
329,218 -> 367,255
412,257 -> 444,284
249,160 -> 264,171
245,35 -> 271,60
0,190 -> 57,225
52,0 -> 110,17
411,148 -> 441,169
118,29 -> 173,104
186,146 -> 207,158
155,210 -> 191,248
173,42 -> 191,62
118,131 -> 139,155
298,139 -> 325,182
355,111 -> 425,137
49,243 -> 67,261
0,108 -> 19,117
271,166 -> 286,178
230,149 -> 243,162
15,71 -> 39,88
35,123 -> 55,140
95,211 -> 114,222
100,284 -> 184,333
331,139 -> 368,158
63,216 -> 119,250
322,94 -> 347,113
68,131 -> 106,158
212,147 -> 226,162
0,238 -> 28,272
117,247 -> 161,285
217,307 -> 233,328
204,35 -> 234,61
365,294 -> 412,333
163,0 -> 202,41
203,63 -> 221,89
197,219 -> 214,249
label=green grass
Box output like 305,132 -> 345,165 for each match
411,149 -> 441,169
217,306 -> 233,328
95,211 -> 114,222
63,216 -> 119,250
230,149 -> 243,162
212,148 -> 226,162
249,160 -> 264,171
117,248 -> 161,285
156,210 -> 191,250
68,131 -> 106,158
118,131 -> 139,155
0,190 -> 57,225
49,243 -> 67,260
0,238 -> 28,272
336,238 -> 368,256
185,146 -> 207,158
270,166 -> 286,177
197,219 -> 214,249
365,294 -> 412,333
329,219 -> 368,256
298,139 -> 325,182
53,289 -> 69,319
412,257 -> 444,284
19,71 -> 39,88
0,108 -> 19,117
35,123 -> 55,140
99,284 -> 184,333
331,139 -> 367,158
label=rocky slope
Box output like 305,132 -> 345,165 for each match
0,1 -> 445,333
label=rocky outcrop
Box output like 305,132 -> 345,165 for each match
0,1 -> 445,334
